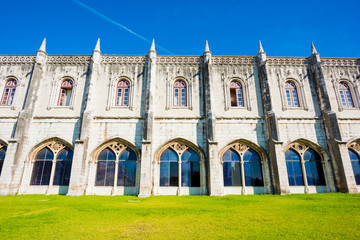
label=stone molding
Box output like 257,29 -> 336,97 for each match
0,55 -> 35,63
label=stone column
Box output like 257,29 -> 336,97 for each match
202,41 -> 223,196
309,43 -> 357,193
138,40 -> 157,197
0,39 -> 47,195
256,41 -> 290,194
67,39 -> 101,196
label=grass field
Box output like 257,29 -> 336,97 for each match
0,193 -> 359,239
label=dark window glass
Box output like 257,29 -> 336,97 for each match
30,147 -> 54,185
230,81 -> 244,107
95,148 -> 116,186
285,149 -> 304,186
304,148 -> 325,186
160,148 -> 179,186
223,149 -> 241,186
181,148 -> 200,187
349,149 -> 360,185
117,148 -> 137,186
53,147 -> 73,186
243,149 -> 263,186
0,147 -> 6,176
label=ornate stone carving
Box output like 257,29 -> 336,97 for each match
212,56 -> 255,65
289,142 -> 309,156
46,141 -> 66,155
108,142 -> 127,156
267,57 -> 308,66
157,56 -> 202,64
47,55 -> 91,64
322,58 -> 360,67
0,55 -> 36,63
170,143 -> 188,156
349,142 -> 360,154
102,56 -> 147,64
231,143 -> 250,156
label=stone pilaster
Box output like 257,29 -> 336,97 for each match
203,41 -> 222,196
67,39 -> 101,196
309,43 -> 357,193
138,40 -> 156,197
0,39 -> 47,195
256,41 -> 289,194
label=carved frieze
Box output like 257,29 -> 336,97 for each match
212,56 -> 255,65
47,55 -> 91,64
102,55 -> 147,64
0,55 -> 35,63
157,56 -> 202,64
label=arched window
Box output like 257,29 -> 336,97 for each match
95,142 -> 137,187
1,80 -> 17,106
285,143 -> 325,187
0,145 -> 6,176
160,143 -> 200,187
230,81 -> 244,107
58,80 -> 73,106
349,148 -> 360,185
338,82 -> 354,107
116,80 -> 130,106
222,143 -> 263,187
173,80 -> 187,106
285,81 -> 299,107
30,143 -> 73,186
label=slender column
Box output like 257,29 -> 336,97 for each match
240,159 -> 245,194
138,40 -> 157,197
256,41 -> 289,194
0,39 -> 47,195
203,41 -> 223,196
177,159 -> 182,196
309,43 -> 357,193
112,160 -> 119,195
300,158 -> 309,193
67,39 -> 101,196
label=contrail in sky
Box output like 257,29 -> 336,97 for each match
72,0 -> 174,54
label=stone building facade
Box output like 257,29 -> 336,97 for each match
0,39 -> 359,196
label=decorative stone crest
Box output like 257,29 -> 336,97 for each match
231,143 -> 250,156
46,141 -> 66,155
289,142 -> 309,156
108,141 -> 127,156
170,143 -> 188,156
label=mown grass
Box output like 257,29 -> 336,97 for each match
0,193 -> 359,239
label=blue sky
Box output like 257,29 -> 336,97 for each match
1,0 -> 359,57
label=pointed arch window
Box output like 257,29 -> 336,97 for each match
116,80 -> 130,106
30,143 -> 73,186
1,80 -> 17,106
160,143 -> 200,187
0,145 -> 6,176
339,82 -> 354,107
230,81 -> 244,107
173,80 -> 187,106
285,143 -> 325,187
58,80 -> 73,106
285,81 -> 299,107
222,143 -> 263,187
348,142 -> 360,185
95,142 -> 137,187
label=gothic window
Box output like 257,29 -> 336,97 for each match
285,143 -> 325,187
285,81 -> 299,107
116,80 -> 130,106
222,144 -> 263,187
58,80 -> 73,106
0,145 -> 6,176
348,143 -> 360,185
160,143 -> 200,187
1,80 -> 17,106
30,143 -> 73,186
338,82 -> 354,107
173,80 -> 187,107
230,81 -> 244,107
95,142 -> 137,187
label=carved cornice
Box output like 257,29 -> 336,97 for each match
321,58 -> 360,67
267,57 -> 308,66
212,56 -> 255,65
101,55 -> 147,64
157,56 -> 202,64
0,55 -> 35,63
47,55 -> 91,64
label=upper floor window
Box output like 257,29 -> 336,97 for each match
285,81 -> 299,107
339,82 -> 354,107
58,80 -> 73,106
173,80 -> 187,107
116,80 -> 130,106
1,80 -> 17,106
230,81 -> 244,107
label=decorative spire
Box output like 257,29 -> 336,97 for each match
311,42 -> 317,54
258,40 -> 264,53
204,40 -> 211,53
94,38 -> 100,52
39,38 -> 46,52
149,39 -> 156,52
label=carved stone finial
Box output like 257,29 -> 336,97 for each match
149,39 -> 156,53
204,40 -> 211,53
258,40 -> 264,53
39,38 -> 46,52
311,42 -> 317,54
94,38 -> 101,52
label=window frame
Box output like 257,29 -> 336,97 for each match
106,77 -> 134,110
224,78 -> 251,111
166,77 -> 193,110
57,79 -> 74,107
278,78 -> 308,111
333,80 -> 359,111
47,76 -> 77,110
0,77 -> 19,109
115,80 -> 130,107
172,79 -> 188,108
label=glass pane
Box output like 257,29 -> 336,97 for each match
170,162 -> 179,186
181,88 -> 186,106
123,88 -> 129,106
243,149 -> 263,186
304,148 -> 325,186
57,147 -> 73,160
53,159 -> 72,186
119,148 -> 137,161
160,162 -> 169,186
345,90 -> 353,107
191,161 -> 200,187
182,148 -> 199,162
117,161 -> 137,186
286,89 -> 292,106
95,161 -> 106,186
237,89 -> 243,106
160,148 -> 178,162
117,88 -> 122,105
0,148 -> 6,160
285,149 -> 304,186
36,147 -> 54,160
41,161 -> 52,185
181,162 -> 191,187
9,88 -> 16,105
349,149 -> 360,185
174,89 -> 179,105
292,89 -> 299,106
231,161 -> 241,186
339,90 -> 347,106
105,161 -> 115,186
30,161 -> 44,185
230,88 -> 237,106
98,148 -> 116,161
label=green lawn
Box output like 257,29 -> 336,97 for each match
0,193 -> 359,239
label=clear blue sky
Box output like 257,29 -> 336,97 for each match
1,0 -> 359,57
